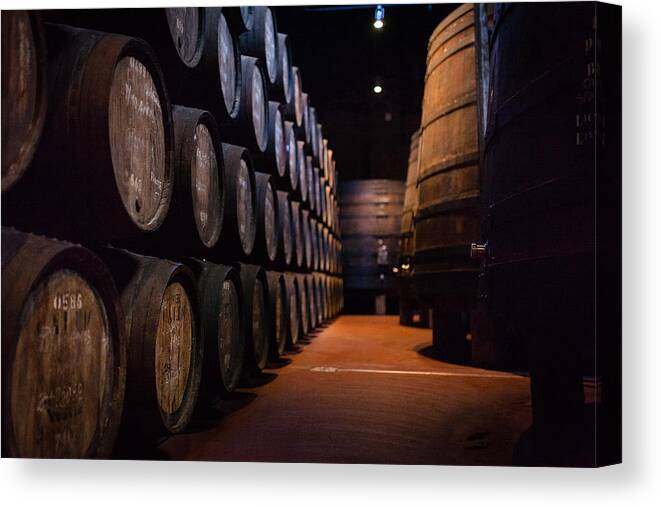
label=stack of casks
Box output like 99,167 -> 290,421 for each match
397,131 -> 431,328
1,7 -> 343,459
339,179 -> 404,315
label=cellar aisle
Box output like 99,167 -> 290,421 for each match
158,316 -> 532,465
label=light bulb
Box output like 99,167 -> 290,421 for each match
373,19 -> 384,29
373,85 -> 383,94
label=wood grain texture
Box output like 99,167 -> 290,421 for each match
108,55 -> 167,230
1,11 -> 46,193
11,271 -> 110,458
155,282 -> 193,415
191,122 -> 221,246
165,8 -> 202,66
237,158 -> 255,255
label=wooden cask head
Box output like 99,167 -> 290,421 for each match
252,172 -> 279,265
266,271 -> 287,359
309,107 -> 319,159
259,101 -> 287,182
290,200 -> 304,269
276,33 -> 293,104
300,92 -> 311,144
238,264 -> 269,373
172,106 -> 224,250
287,66 -> 303,128
108,43 -> 173,233
276,190 -> 293,267
297,273 -> 309,336
216,9 -> 241,119
284,120 -> 298,192
1,11 -> 47,193
1,229 -> 125,458
165,7 -> 204,68
239,56 -> 269,153
296,140 -> 308,202
284,273 -> 300,347
220,143 -> 257,259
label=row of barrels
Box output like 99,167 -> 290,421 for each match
1,228 -> 344,458
1,8 -> 342,264
398,3 -> 620,464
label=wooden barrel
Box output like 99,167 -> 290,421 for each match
2,23 -> 174,243
186,260 -> 243,398
238,6 -> 278,85
297,273 -> 310,336
250,172 -> 279,266
1,229 -> 126,458
414,4 -> 480,299
275,190 -> 293,268
319,175 -> 328,224
307,156 -> 316,214
300,92 -> 311,143
218,143 -> 257,260
290,200 -> 304,269
339,180 -> 405,290
284,66 -> 303,128
401,130 -> 420,264
1,12 -> 47,193
284,120 -> 299,193
274,33 -> 293,104
309,107 -> 319,161
265,271 -> 287,360
256,101 -> 287,185
238,264 -> 270,375
321,139 -> 329,179
483,2 -> 621,460
301,209 -> 313,271
315,124 -> 325,171
307,274 -> 318,330
295,140 -> 308,204
143,105 -> 224,256
284,273 -> 300,347
221,55 -> 268,154
224,6 -> 254,34
315,273 -> 326,325
96,248 -> 201,445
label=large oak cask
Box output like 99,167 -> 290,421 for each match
186,260 -> 243,399
2,24 -> 174,243
482,2 -> 621,465
256,101 -> 287,185
339,180 -> 404,290
284,66 -> 303,128
2,229 -> 126,458
96,249 -> 201,450
238,264 -> 270,376
414,4 -> 480,301
1,11 -> 48,193
274,33 -> 293,104
284,120 -> 299,193
290,200 -> 304,269
224,6 -> 254,34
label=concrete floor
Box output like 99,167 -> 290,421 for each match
158,315 -> 532,465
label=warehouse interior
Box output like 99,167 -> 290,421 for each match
1,3 -> 621,468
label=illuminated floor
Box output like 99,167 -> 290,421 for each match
158,315 -> 532,465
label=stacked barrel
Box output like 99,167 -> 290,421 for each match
339,179 -> 404,315
1,7 -> 343,459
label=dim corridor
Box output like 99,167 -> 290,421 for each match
158,316 -> 532,465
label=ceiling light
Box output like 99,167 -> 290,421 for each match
373,85 -> 383,94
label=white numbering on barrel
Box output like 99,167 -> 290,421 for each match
11,270 -> 111,458
264,9 -> 276,82
218,14 -> 237,115
155,282 -> 193,415
166,8 -> 200,66
237,159 -> 254,253
220,279 -> 239,375
192,123 -> 220,245
251,68 -> 266,150
274,109 -> 286,177
109,56 -> 166,228
2,12 -> 38,186
252,279 -> 266,361
264,183 -> 277,260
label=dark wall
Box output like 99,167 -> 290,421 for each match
274,4 -> 458,182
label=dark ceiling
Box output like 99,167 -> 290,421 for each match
274,3 -> 459,182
